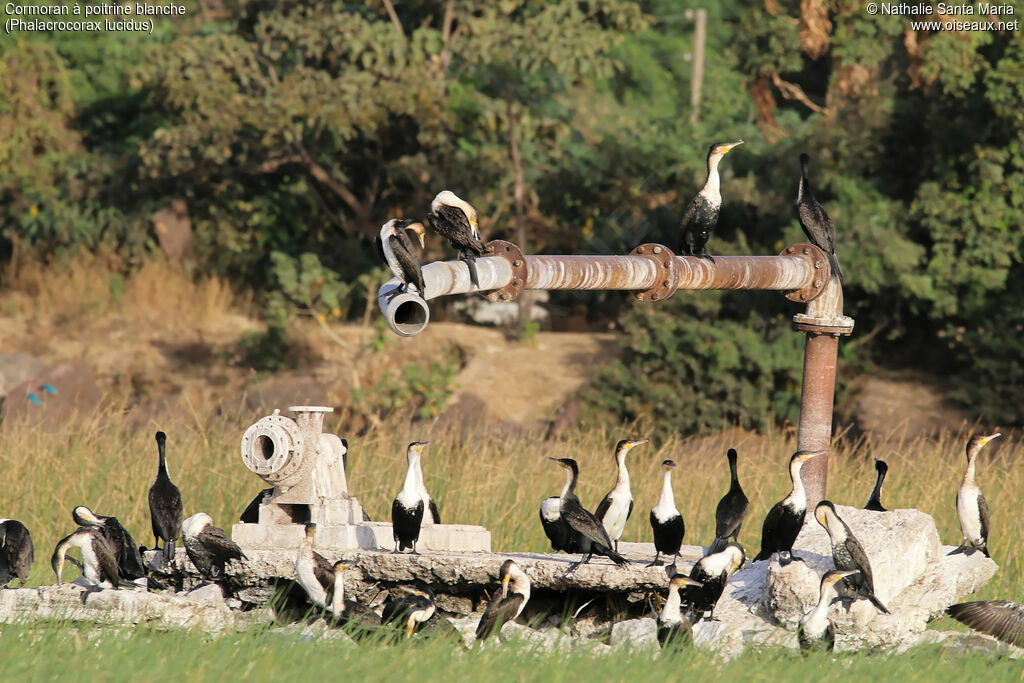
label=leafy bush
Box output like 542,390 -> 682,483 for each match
352,349 -> 463,422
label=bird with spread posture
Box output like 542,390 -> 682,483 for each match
148,431 -> 183,564
950,433 -> 1001,558
798,569 -> 860,651
427,190 -> 486,288
947,601 -> 1024,648
182,512 -> 246,580
295,523 -> 334,610
550,458 -> 627,574
539,497 -> 580,554
329,562 -> 380,634
864,459 -> 888,512
754,451 -> 816,565
658,575 -> 703,649
378,219 -> 427,300
595,438 -> 648,553
709,448 -> 749,555
0,520 -> 34,587
392,442 -> 431,553
73,506 -> 146,581
382,586 -> 436,639
476,559 -> 532,641
813,501 -> 889,614
796,153 -> 845,281
679,141 -> 743,258
649,459 -> 685,567
682,542 -> 745,622
52,527 -> 120,589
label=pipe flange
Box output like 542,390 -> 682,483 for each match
630,243 -> 679,303
780,243 -> 829,303
482,240 -> 528,302
792,314 -> 856,336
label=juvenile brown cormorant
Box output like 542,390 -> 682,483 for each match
476,559 -> 532,640
329,562 -> 381,634
798,569 -> 859,651
382,586 -> 436,638
73,506 -> 146,581
549,458 -> 627,574
796,153 -> 845,281
658,575 -> 703,649
148,431 -> 183,564
539,497 -> 580,554
682,542 -> 745,622
181,512 -> 246,580
813,501 -> 890,614
950,433 -> 1001,558
649,460 -> 685,567
595,438 -> 648,553
709,448 -> 749,555
52,527 -> 120,588
0,520 -> 33,587
392,442 -> 430,553
754,451 -> 816,565
864,459 -> 888,512
427,190 -> 486,288
947,601 -> 1024,648
378,219 -> 427,299
679,141 -> 743,258
295,523 -> 335,610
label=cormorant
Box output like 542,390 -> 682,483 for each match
476,559 -> 532,641
679,141 -> 743,258
414,443 -> 441,525
649,459 -> 685,567
382,586 -> 436,638
378,219 -> 427,300
950,433 -> 1001,558
798,569 -> 859,651
796,153 -> 845,281
813,501 -> 890,614
427,190 -> 486,288
181,512 -> 246,580
329,562 -> 381,634
709,448 -> 749,555
539,497 -> 580,554
72,506 -> 146,581
148,430 -> 183,564
295,523 -> 334,610
239,488 -> 273,524
658,575 -> 703,649
754,451 -> 816,565
682,541 -> 745,622
549,458 -> 627,574
51,527 -> 120,588
947,601 -> 1024,648
392,442 -> 430,553
0,520 -> 34,587
864,459 -> 888,512
595,438 -> 647,553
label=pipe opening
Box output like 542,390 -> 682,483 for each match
256,435 -> 275,460
388,293 -> 430,337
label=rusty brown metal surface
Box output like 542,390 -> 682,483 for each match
630,243 -> 680,303
796,332 -> 840,511
482,240 -> 528,302
780,243 -> 829,303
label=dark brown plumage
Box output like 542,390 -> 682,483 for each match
148,430 -> 183,564
796,153 -> 844,281
947,601 -> 1024,648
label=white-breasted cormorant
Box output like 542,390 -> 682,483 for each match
0,520 -> 34,587
378,219 -> 427,300
148,431 -> 183,564
864,459 -> 888,512
427,190 -> 486,288
595,438 -> 647,553
382,586 -> 436,638
947,601 -> 1024,648
798,569 -> 859,651
73,506 -> 146,581
181,512 -> 246,580
392,442 -> 430,553
950,433 -> 1000,558
658,575 -> 703,649
709,448 -> 749,555
295,523 -> 334,610
414,444 -> 441,525
476,559 -> 532,640
52,527 -> 120,588
539,497 -> 580,554
796,153 -> 845,281
549,458 -> 627,574
679,141 -> 743,258
329,562 -> 381,634
649,459 -> 685,567
813,501 -> 890,614
754,451 -> 816,565
682,541 -> 745,622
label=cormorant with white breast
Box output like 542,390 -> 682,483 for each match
0,520 -> 34,587
52,527 -> 120,589
754,451 -> 816,565
947,601 -> 1024,649
679,141 -> 743,258
950,432 -> 1001,558
73,506 -> 146,581
539,497 -> 580,554
427,190 -> 486,288
798,569 -> 859,651
864,459 -> 888,512
549,458 -> 627,574
658,575 -> 703,649
649,459 -> 685,567
813,501 -> 890,614
796,153 -> 845,281
414,442 -> 441,525
181,512 -> 246,580
382,585 -> 436,639
378,219 -> 427,300
148,430 -> 183,564
476,559 -> 532,640
682,541 -> 745,622
295,523 -> 334,610
595,438 -> 648,553
329,562 -> 380,635
392,442 -> 430,553
709,448 -> 749,555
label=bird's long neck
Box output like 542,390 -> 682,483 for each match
331,571 -> 346,615
560,468 -> 577,499
806,583 -> 832,624
798,159 -> 810,204
661,583 -> 683,623
658,469 -> 676,509
403,454 -> 420,493
728,455 -> 740,490
869,468 -> 885,502
788,460 -> 806,505
157,442 -> 169,478
704,154 -> 722,198
962,452 -> 979,488
614,449 -> 630,489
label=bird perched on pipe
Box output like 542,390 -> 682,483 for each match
813,501 -> 890,614
679,140 -> 743,259
539,496 -> 580,555
595,438 -> 648,553
950,432 -> 1000,558
427,190 -> 486,288
378,218 -> 427,300
796,152 -> 845,281
549,458 -> 627,574
709,448 -> 749,555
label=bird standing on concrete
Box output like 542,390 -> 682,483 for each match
0,519 -> 34,587
813,501 -> 890,614
649,459 -> 685,567
950,433 -> 1001,558
294,523 -> 335,610
679,141 -> 743,258
392,442 -> 430,553
754,451 -> 816,565
427,191 -> 486,288
796,153 -> 845,281
148,430 -> 183,564
709,448 -> 749,555
682,541 -> 745,622
798,569 -> 860,651
539,496 -> 580,554
51,527 -> 120,589
181,512 -> 246,581
549,458 -> 627,574
595,438 -> 648,553
476,559 -> 531,640
73,506 -> 146,581
864,459 -> 888,512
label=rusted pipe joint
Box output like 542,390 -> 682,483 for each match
781,243 -> 829,303
482,240 -> 528,303
630,243 -> 679,303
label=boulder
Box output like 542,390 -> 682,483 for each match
186,583 -> 227,608
609,617 -> 659,653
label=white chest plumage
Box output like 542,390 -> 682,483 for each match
957,486 -> 983,542
603,485 -> 632,540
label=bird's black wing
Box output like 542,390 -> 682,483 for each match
390,234 -> 425,292
978,493 -> 991,554
313,551 -> 335,592
95,535 -> 121,588
149,480 -> 184,541
561,498 -> 626,564
715,490 -> 749,539
8,522 -> 34,583
240,489 -> 273,523
843,537 -> 875,590
626,499 -> 634,524
432,206 -> 483,252
594,494 -> 613,522
428,497 -> 441,526
198,525 -> 247,563
948,601 -> 1024,648
476,592 -> 525,640
375,234 -> 386,265
106,518 -> 146,579
754,502 -> 786,561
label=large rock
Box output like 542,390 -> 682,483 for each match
609,617 -> 659,653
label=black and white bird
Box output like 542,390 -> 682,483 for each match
294,523 -> 334,610
657,574 -> 703,649
754,451 -> 816,565
382,586 -> 437,639
476,559 -> 532,641
549,458 -> 627,574
798,569 -> 860,651
329,562 -> 380,634
539,497 -> 580,554
181,512 -> 246,580
148,430 -> 183,564
796,152 -> 845,281
709,448 -> 749,555
73,506 -> 146,581
950,433 -> 1001,558
682,541 -> 746,622
0,520 -> 34,587
649,459 -> 685,567
864,459 -> 888,512
51,527 -> 120,589
392,442 -> 431,553
595,438 -> 648,553
415,442 -> 441,526
679,141 -> 743,258
427,190 -> 486,288
947,601 -> 1024,649
813,501 -> 890,614
378,218 -> 427,300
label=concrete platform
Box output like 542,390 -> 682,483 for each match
231,521 -> 491,553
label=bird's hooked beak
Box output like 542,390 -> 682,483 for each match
678,576 -> 702,588
663,460 -> 677,472
815,508 -> 828,527
722,140 -> 744,153
627,439 -> 649,449
836,569 -> 859,580
501,575 -> 510,599
405,615 -> 417,637
980,433 -> 1002,446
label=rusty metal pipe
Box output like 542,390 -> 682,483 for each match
796,332 -> 840,511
